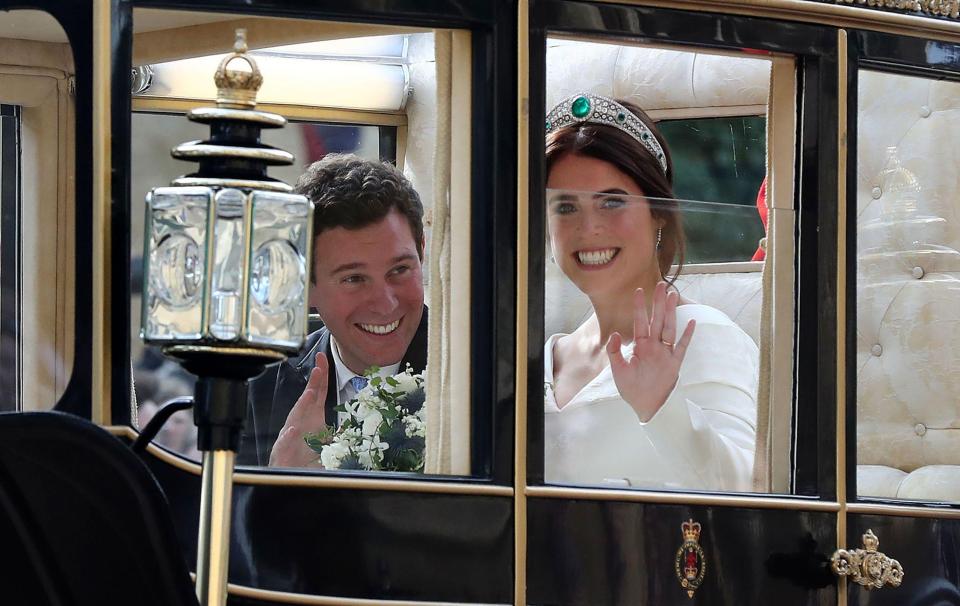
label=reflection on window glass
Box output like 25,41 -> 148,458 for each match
658,117 -> 766,263
543,39 -> 793,494
856,69 -> 960,503
543,190 -> 759,492
130,113 -> 382,458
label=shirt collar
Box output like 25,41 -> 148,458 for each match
329,336 -> 401,392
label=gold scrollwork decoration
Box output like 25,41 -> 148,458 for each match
834,0 -> 960,19
831,529 -> 905,590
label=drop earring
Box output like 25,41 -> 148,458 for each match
656,227 -> 663,251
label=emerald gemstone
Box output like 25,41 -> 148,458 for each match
546,120 -> 551,130
571,96 -> 591,118
616,112 -> 626,123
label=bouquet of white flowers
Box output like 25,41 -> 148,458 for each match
304,365 -> 426,472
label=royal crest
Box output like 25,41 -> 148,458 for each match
674,519 -> 707,598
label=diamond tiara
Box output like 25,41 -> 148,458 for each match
545,93 -> 668,174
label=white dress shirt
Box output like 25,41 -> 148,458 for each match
329,336 -> 400,426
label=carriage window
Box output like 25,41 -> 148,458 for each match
855,69 -> 960,503
0,11 -> 75,412
130,9 -> 475,478
544,37 -> 797,494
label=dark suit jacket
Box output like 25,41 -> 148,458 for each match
237,306 -> 429,466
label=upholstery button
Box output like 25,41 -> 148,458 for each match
919,105 -> 932,118
912,266 -> 925,279
871,343 -> 883,357
915,423 -> 927,436
871,186 -> 882,199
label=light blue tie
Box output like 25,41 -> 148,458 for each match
349,376 -> 369,393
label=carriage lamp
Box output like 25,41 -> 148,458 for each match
139,29 -> 312,606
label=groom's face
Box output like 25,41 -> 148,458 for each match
309,208 -> 424,374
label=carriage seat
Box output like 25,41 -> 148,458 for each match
545,262 -> 763,346
854,70 -> 960,503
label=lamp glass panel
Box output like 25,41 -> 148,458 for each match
207,188 -> 249,341
246,190 -> 311,349
143,186 -> 211,341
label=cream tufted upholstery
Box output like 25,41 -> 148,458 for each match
855,70 -> 960,502
545,39 -> 770,112
545,264 -> 762,345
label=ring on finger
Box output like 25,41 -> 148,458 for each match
661,339 -> 673,347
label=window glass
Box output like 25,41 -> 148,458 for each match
543,37 -> 796,494
131,113 -> 382,459
0,11 -> 75,412
856,69 -> 960,503
658,116 -> 766,263
130,10 -> 475,478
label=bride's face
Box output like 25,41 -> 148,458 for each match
546,153 -> 661,298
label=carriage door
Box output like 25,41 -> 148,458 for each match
842,28 -> 960,606
522,2 -> 846,603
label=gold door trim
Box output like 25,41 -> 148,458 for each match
226,582 -> 509,606
848,502 -> 960,519
526,486 -> 842,512
836,27 -> 850,606
105,426 -> 513,496
604,0 -> 960,41
92,0 -> 112,425
514,1 -> 531,605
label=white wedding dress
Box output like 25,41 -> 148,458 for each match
544,304 -> 758,492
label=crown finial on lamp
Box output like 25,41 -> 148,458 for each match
214,28 -> 263,109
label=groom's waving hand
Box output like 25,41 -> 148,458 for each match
269,352 -> 329,468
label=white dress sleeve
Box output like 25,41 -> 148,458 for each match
635,309 -> 758,492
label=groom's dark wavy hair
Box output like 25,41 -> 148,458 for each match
295,153 -> 425,283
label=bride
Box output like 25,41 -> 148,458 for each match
543,93 -> 758,492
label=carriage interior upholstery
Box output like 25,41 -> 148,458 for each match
855,69 -> 960,502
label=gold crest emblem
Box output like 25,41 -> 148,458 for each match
674,519 -> 707,598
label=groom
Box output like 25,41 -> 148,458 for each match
239,154 -> 428,468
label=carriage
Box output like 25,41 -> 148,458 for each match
1,0 -> 959,604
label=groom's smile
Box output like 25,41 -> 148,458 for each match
310,208 -> 425,375
357,319 -> 401,335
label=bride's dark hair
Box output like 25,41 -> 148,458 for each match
545,99 -> 685,285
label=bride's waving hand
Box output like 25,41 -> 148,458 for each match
606,283 -> 695,423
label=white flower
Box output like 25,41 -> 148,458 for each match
357,435 -> 389,469
355,393 -> 386,419
403,413 -> 425,438
341,427 -> 362,446
320,440 -> 350,469
342,399 -> 360,418
392,371 -> 421,394
361,409 -> 384,436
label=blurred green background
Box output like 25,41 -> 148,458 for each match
657,115 -> 767,263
